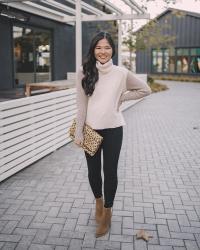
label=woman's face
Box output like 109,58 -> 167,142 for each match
94,38 -> 113,64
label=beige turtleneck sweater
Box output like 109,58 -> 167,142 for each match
75,59 -> 151,140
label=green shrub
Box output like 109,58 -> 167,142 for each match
147,74 -> 169,92
149,81 -> 169,92
150,74 -> 200,83
147,75 -> 154,84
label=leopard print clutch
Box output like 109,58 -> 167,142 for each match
69,119 -> 103,156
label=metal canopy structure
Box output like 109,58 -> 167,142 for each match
0,0 -> 150,71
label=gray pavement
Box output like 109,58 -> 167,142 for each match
0,81 -> 200,250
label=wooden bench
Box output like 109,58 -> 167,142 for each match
25,80 -> 75,97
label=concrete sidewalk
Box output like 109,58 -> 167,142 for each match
0,81 -> 200,250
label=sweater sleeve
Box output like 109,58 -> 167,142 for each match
75,69 -> 88,140
120,71 -> 152,102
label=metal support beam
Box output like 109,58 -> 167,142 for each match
3,2 -> 65,22
94,0 -> 124,15
122,0 -> 140,14
41,0 -> 78,16
129,0 -> 145,13
63,0 -> 105,15
63,13 -> 150,22
118,20 -> 122,67
76,0 -> 82,72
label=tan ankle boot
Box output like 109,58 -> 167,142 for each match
96,207 -> 112,238
95,197 -> 103,224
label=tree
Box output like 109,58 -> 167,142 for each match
122,9 -> 186,70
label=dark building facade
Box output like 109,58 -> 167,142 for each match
0,6 -> 75,90
136,9 -> 200,76
0,2 -> 118,90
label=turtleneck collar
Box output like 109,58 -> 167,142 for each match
96,59 -> 113,74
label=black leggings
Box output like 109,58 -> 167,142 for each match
85,126 -> 123,208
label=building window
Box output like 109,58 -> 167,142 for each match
169,48 -> 175,73
152,48 -> 172,73
176,48 -> 189,73
190,48 -> 200,73
152,47 -> 200,74
163,49 -> 169,72
152,49 -> 164,73
13,26 -> 51,87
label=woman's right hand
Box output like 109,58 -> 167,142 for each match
74,134 -> 84,147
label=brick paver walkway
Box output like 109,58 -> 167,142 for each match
0,81 -> 200,250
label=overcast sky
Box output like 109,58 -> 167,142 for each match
108,0 -> 200,33
109,0 -> 200,17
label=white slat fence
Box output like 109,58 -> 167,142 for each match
0,88 -> 76,182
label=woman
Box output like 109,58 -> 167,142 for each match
74,31 -> 151,237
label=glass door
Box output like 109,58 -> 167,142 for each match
35,31 -> 51,82
13,26 -> 51,87
13,27 -> 34,86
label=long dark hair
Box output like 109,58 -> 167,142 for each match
82,31 -> 115,96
